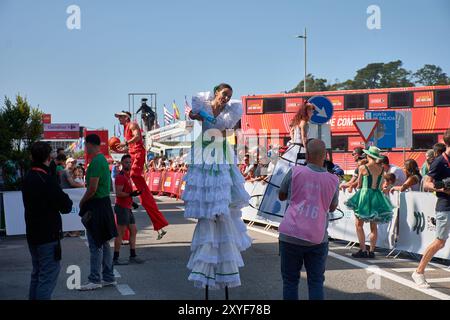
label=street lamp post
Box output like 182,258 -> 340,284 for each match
295,28 -> 307,92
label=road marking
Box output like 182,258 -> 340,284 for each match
426,277 -> 450,283
176,206 -> 185,211
429,262 -> 450,272
392,268 -> 435,272
328,251 -> 450,300
116,284 -> 135,296
84,241 -> 89,247
329,246 -> 355,250
247,224 -> 450,300
366,258 -> 411,264
114,269 -> 121,278
140,242 -> 191,248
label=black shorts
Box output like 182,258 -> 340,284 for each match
114,205 -> 135,226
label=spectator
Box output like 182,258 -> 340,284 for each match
250,156 -> 270,183
239,154 -> 250,175
73,166 -> 85,185
278,139 -> 339,300
113,154 -> 145,265
340,147 -> 366,191
382,173 -> 396,194
412,129 -> 450,288
78,134 -> 118,291
380,155 -> 407,186
22,142 -> 73,300
55,154 -> 67,174
60,158 -> 84,189
434,142 -> 446,158
391,159 -> 422,193
421,150 -> 435,177
346,147 -> 394,259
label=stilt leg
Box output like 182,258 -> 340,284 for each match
225,286 -> 229,300
205,285 -> 209,300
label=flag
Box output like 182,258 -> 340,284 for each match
184,96 -> 192,119
164,105 -> 174,125
172,100 -> 180,120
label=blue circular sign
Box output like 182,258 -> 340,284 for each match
308,96 -> 334,125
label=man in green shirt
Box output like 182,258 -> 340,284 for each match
78,134 -> 117,291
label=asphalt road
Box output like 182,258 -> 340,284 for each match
1,195 -> 450,300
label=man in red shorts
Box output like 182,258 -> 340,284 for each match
115,111 -> 168,240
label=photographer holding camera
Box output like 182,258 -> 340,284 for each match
412,129 -> 450,288
113,154 -> 145,265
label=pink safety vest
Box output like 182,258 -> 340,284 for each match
279,165 -> 339,244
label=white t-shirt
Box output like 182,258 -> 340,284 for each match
389,165 -> 407,186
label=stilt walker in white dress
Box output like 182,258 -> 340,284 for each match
182,84 -> 252,298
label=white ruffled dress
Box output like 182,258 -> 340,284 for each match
182,92 -> 252,289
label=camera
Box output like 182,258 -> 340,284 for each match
434,177 -> 450,190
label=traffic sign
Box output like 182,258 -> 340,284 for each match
353,119 -> 379,143
308,96 -> 334,124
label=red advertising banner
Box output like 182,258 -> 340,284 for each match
43,131 -> 79,139
329,110 -> 365,133
328,96 -> 344,111
369,93 -> 388,109
348,136 -> 365,149
285,97 -> 304,113
414,91 -> 434,107
246,99 -> 263,114
42,114 -> 51,124
84,129 -> 109,167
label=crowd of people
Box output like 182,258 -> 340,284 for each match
18,84 -> 450,301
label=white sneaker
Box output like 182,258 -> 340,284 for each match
78,282 -> 102,291
412,271 -> 431,288
101,280 -> 117,287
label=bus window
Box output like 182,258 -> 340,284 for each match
263,98 -> 285,113
331,136 -> 348,152
344,94 -> 367,109
413,133 -> 438,151
389,92 -> 412,108
436,89 -> 450,106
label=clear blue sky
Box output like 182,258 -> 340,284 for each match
1,0 -> 449,134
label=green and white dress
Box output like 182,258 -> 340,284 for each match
345,165 -> 393,223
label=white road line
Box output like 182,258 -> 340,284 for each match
392,267 -> 435,272
328,251 -> 450,300
329,246 -> 354,250
114,269 -> 121,278
176,206 -> 185,211
426,277 -> 450,283
84,241 -> 89,247
429,262 -> 450,272
366,258 -> 411,264
116,284 -> 135,296
248,224 -> 450,300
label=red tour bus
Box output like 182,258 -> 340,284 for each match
241,85 -> 450,172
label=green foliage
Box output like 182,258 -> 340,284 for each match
413,64 -> 450,86
0,95 -> 43,190
290,60 -> 448,92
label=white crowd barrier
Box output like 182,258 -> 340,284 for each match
242,181 -> 450,260
2,188 -> 86,236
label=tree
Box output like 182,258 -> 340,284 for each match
413,64 -> 450,86
351,60 -> 414,89
290,74 -> 330,93
0,95 -> 43,190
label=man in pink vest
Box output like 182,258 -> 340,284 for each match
278,139 -> 339,300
